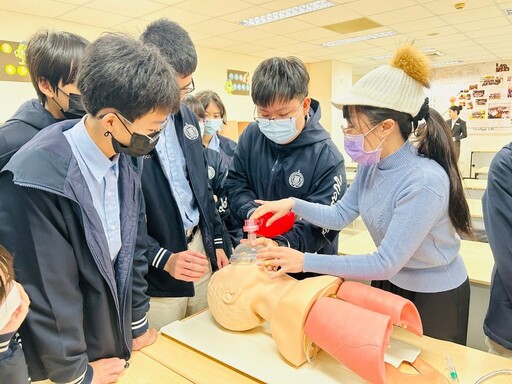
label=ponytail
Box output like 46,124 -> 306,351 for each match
344,103 -> 473,237
416,108 -> 473,237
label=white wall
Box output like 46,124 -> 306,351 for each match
193,47 -> 260,122
0,10 -> 262,123
306,60 -> 353,162
430,61 -> 512,177
0,11 -> 105,122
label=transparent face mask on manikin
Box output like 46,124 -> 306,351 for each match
343,123 -> 385,165
0,283 -> 21,330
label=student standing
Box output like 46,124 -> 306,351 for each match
446,105 -> 467,161
140,19 -> 229,330
0,34 -> 180,383
182,94 -> 236,254
0,246 -> 30,384
195,90 -> 237,166
482,142 -> 512,358
0,30 -> 88,169
254,46 -> 472,345
225,56 -> 346,276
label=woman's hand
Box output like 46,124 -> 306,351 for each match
256,246 -> 305,278
251,198 -> 295,226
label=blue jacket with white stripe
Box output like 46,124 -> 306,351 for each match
141,105 -> 227,297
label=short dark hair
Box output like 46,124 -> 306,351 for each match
251,56 -> 309,108
449,105 -> 461,114
26,30 -> 89,104
195,90 -> 227,124
182,95 -> 206,119
140,18 -> 197,77
77,33 -> 180,122
0,245 -> 14,303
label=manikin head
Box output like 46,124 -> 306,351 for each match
207,263 -> 294,331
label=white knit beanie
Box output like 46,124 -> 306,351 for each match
332,45 -> 431,118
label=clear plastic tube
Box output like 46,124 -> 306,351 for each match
474,369 -> 512,383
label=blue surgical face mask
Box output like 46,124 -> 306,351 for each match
204,118 -> 223,135
255,103 -> 304,144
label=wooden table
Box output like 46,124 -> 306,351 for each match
134,326 -> 512,384
475,166 -> 489,178
346,171 -> 356,184
141,334 -> 259,384
392,327 -> 512,383
36,350 -> 193,384
119,350 -> 192,384
467,197 -> 484,220
463,178 -> 488,200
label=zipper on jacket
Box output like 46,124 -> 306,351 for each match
14,180 -> 129,354
267,154 -> 281,199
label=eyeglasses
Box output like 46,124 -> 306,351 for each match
180,78 -> 195,94
341,125 -> 358,135
254,101 -> 304,128
341,122 -> 382,137
114,112 -> 168,143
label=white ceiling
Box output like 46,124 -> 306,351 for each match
1,0 -> 512,77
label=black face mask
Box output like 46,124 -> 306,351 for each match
54,90 -> 86,119
64,93 -> 87,119
111,113 -> 161,157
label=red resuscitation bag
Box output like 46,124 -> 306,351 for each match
255,212 -> 295,238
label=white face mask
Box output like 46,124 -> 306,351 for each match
257,118 -> 298,144
204,119 -> 223,135
255,102 -> 304,144
0,283 -> 21,330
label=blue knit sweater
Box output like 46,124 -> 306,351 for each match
293,141 -> 468,293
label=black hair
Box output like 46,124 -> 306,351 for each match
251,56 -> 309,108
77,33 -> 180,122
26,30 -> 89,104
195,90 -> 226,124
449,105 -> 462,115
342,104 -> 473,237
182,94 -> 205,119
140,18 -> 197,77
0,245 -> 14,303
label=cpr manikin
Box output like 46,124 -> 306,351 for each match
208,262 -> 448,384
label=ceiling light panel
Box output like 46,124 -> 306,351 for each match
238,0 -> 335,26
321,31 -> 397,47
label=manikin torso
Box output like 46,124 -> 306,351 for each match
207,262 -> 342,366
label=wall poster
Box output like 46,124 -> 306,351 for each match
0,40 -> 30,82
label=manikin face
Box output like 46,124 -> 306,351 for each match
207,263 -> 271,331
